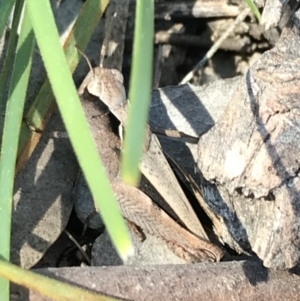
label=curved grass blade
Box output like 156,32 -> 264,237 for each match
26,0 -> 133,261
243,0 -> 261,21
0,258 -> 119,301
121,0 -> 154,185
0,0 -> 24,108
0,0 -> 16,39
0,3 -> 34,299
17,0 -> 110,174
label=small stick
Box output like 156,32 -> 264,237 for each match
180,8 -> 251,85
153,44 -> 163,89
64,229 -> 91,265
100,12 -> 118,68
151,128 -> 199,144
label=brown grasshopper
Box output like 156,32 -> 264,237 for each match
76,3 -> 224,262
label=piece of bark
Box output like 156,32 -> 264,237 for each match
146,0 -> 244,19
100,0 -> 129,71
11,260 -> 300,301
155,31 -> 253,52
197,11 -> 300,269
154,18 -> 270,53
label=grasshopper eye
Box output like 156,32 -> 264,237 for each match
88,80 -> 102,99
110,69 -> 124,84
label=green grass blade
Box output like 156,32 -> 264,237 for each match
243,0 -> 261,21
17,0 -> 110,172
0,0 -> 25,108
26,0 -> 111,130
121,0 -> 154,185
0,0 -> 16,39
26,0 -> 133,260
0,258 -> 119,301
0,3 -> 34,299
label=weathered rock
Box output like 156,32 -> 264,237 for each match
197,11 -> 300,269
11,260 -> 300,301
259,0 -> 298,30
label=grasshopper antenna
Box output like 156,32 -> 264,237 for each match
100,12 -> 117,68
75,44 -> 94,74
